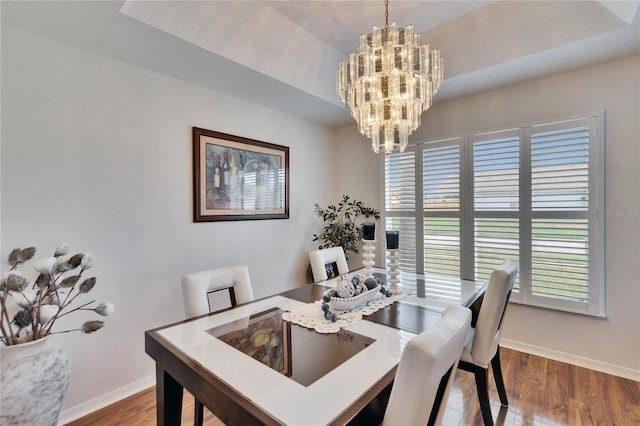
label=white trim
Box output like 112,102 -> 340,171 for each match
519,126 -> 532,304
592,112 -> 606,316
58,374 -> 156,425
388,112 -> 605,316
500,338 -> 640,382
461,141 -> 474,281
415,144 -> 425,274
510,298 -> 607,319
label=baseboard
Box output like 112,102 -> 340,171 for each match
500,338 -> 640,382
58,374 -> 156,425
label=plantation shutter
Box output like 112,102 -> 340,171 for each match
471,131 -> 521,286
423,144 -> 461,278
385,150 -> 417,272
527,118 -> 600,313
385,151 -> 415,211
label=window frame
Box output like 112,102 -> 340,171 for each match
381,112 -> 605,317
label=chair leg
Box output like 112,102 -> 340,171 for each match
194,399 -> 204,426
474,368 -> 494,426
491,347 -> 509,407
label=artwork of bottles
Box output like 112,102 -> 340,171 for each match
222,151 -> 230,193
205,144 -> 284,212
213,154 -> 221,190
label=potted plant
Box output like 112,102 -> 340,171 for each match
313,195 -> 380,261
0,244 -> 114,426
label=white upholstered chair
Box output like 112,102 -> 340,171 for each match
308,246 -> 349,282
382,304 -> 472,426
457,260 -> 519,426
180,265 -> 255,425
181,264 -> 254,319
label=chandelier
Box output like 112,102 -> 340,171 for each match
337,0 -> 443,154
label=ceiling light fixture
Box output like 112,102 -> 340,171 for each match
337,0 -> 443,154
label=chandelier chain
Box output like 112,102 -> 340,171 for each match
385,0 -> 389,27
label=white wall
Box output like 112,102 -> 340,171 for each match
1,25 -> 338,417
336,55 -> 640,378
332,126 -> 383,267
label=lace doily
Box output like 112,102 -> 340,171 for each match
282,291 -> 406,334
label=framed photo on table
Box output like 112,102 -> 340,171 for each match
192,127 -> 289,222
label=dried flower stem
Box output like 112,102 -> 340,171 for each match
1,246 -> 111,346
42,299 -> 95,335
0,291 -> 17,344
47,328 -> 82,335
37,267 -> 86,338
40,272 -> 87,336
32,287 -> 42,338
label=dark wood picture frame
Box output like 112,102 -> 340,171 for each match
193,127 -> 289,222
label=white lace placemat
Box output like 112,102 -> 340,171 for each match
282,291 -> 406,334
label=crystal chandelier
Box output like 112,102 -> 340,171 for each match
337,0 -> 443,154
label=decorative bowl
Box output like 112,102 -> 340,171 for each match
329,285 -> 381,311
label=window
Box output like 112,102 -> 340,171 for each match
385,151 -> 417,271
383,114 -> 604,316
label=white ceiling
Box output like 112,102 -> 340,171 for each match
2,1 -> 639,127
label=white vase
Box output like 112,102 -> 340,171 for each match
0,336 -> 71,426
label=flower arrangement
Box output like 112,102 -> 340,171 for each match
313,195 -> 380,261
0,244 -> 114,346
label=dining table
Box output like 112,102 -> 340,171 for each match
145,267 -> 486,426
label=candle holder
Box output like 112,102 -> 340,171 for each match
385,230 -> 399,250
386,249 -> 400,290
362,239 -> 376,277
362,221 -> 376,241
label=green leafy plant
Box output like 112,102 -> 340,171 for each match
0,244 -> 114,346
313,195 -> 380,261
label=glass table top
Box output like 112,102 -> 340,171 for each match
207,307 -> 375,387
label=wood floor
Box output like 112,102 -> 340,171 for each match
66,348 -> 640,426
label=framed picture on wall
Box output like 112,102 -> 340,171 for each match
192,127 -> 290,222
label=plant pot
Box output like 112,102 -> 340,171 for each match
1,336 -> 71,426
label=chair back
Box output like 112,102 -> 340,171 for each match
470,260 -> 519,367
383,304 -> 472,426
181,265 -> 254,319
308,246 -> 349,282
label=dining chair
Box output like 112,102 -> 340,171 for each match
181,264 -> 254,319
382,304 -> 472,426
308,246 -> 349,282
180,264 -> 255,426
457,260 -> 519,426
